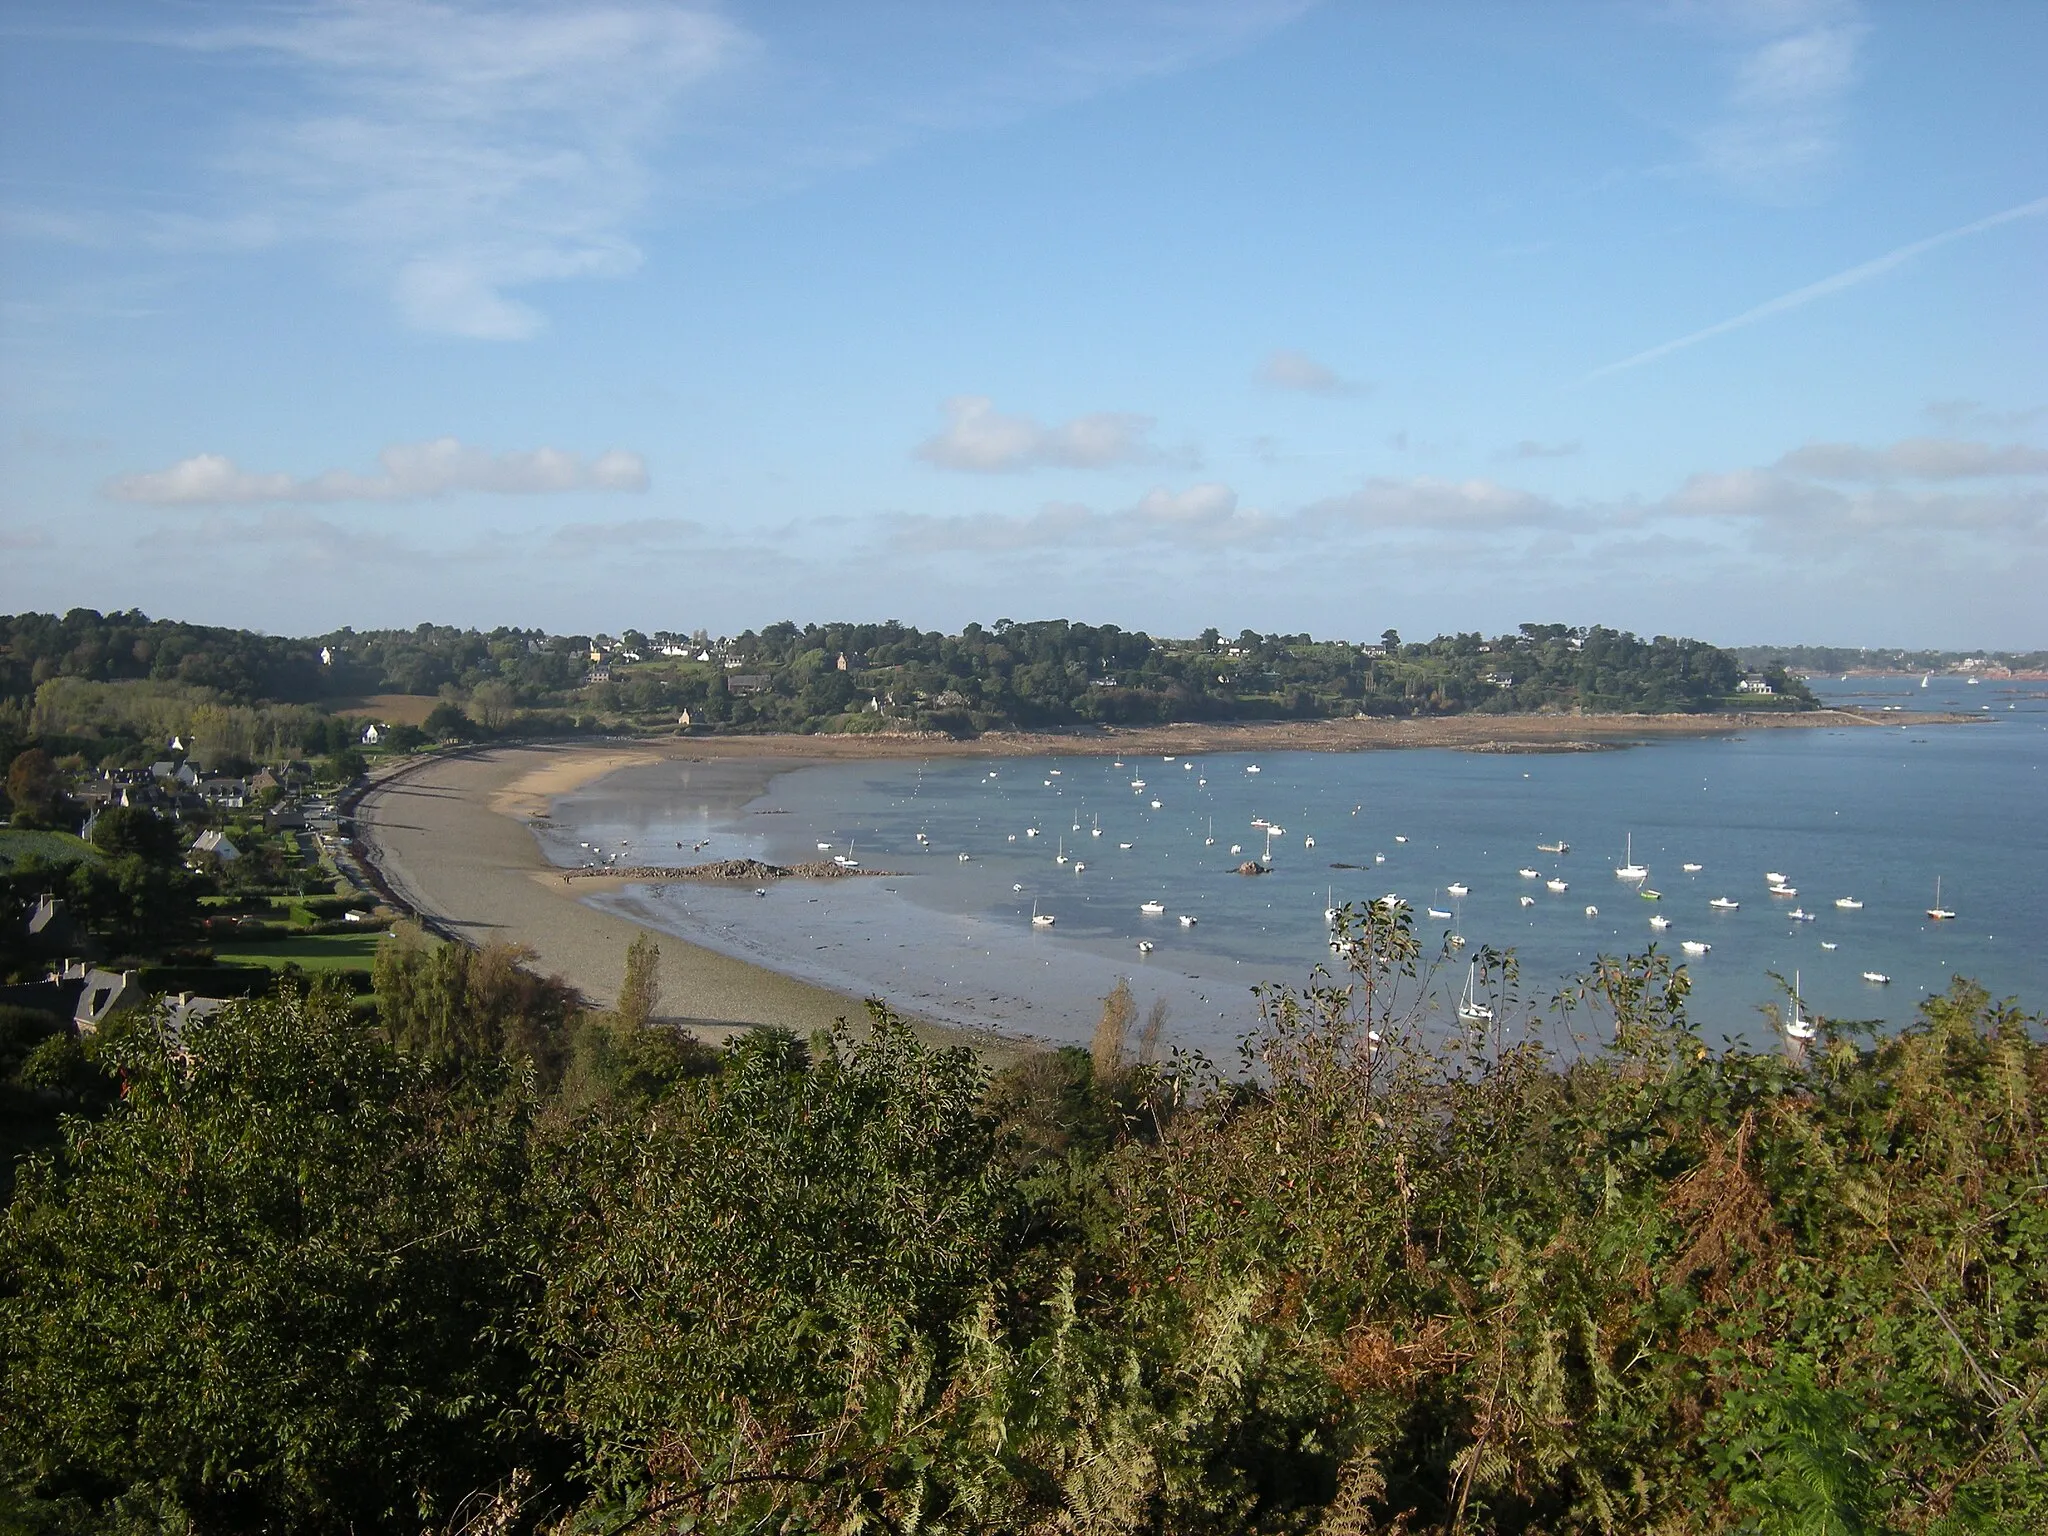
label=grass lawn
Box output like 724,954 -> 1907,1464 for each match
0,828 -> 97,870
211,932 -> 386,973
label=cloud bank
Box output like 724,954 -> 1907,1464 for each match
915,396 -> 1158,473
107,438 -> 649,505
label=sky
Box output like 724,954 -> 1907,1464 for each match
0,0 -> 2043,648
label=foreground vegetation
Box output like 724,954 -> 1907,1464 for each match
2,910 -> 2041,1534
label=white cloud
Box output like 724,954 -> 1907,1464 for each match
1925,399 -> 2048,432
1775,438 -> 2048,480
895,482 -> 1265,551
178,2 -> 748,339
106,438 -> 649,505
7,4 -> 1309,340
1693,1 -> 1865,198
549,516 -> 706,550
915,396 -> 1158,473
1257,349 -> 1363,396
1310,477 -> 1563,530
1496,439 -> 1582,461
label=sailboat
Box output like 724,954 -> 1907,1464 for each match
1204,817 -> 1215,846
1458,962 -> 1493,1023
1786,971 -> 1815,1041
1926,876 -> 1955,921
1055,836 -> 1068,866
1091,814 -> 1102,838
1031,899 -> 1054,928
1615,833 -> 1647,881
833,838 -> 859,868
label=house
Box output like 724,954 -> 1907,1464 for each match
836,651 -> 866,672
1736,676 -> 1776,695
586,663 -> 612,684
676,709 -> 693,728
150,761 -> 178,780
361,724 -> 385,745
189,828 -> 241,863
727,674 -> 770,695
26,893 -> 70,941
249,768 -> 282,795
264,804 -> 306,831
200,777 -> 250,809
75,968 -> 143,1033
174,763 -> 200,788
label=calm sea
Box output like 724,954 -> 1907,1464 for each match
543,675 -> 2048,1056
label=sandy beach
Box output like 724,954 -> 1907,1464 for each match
353,744 -> 1022,1052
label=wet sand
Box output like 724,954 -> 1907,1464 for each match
353,745 -> 1021,1056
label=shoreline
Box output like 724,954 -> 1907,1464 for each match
572,705 -> 1967,766
351,745 -> 1028,1060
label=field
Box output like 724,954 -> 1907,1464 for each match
209,932 -> 385,973
0,828 -> 97,871
326,692 -> 442,726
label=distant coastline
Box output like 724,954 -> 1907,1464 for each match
626,705 -> 1967,763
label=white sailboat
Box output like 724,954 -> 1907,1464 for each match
1458,962 -> 1494,1023
1031,899 -> 1054,928
1786,970 -> 1815,1041
1927,876 -> 1955,921
1615,833 -> 1648,881
1204,817 -> 1214,846
1091,814 -> 1102,838
1055,836 -> 1067,866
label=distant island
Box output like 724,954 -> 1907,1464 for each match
1731,643 -> 2048,678
1,611 -> 1814,770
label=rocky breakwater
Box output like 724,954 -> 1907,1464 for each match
563,858 -> 893,884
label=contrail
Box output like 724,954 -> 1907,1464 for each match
1587,194 -> 2048,381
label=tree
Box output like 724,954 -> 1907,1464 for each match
0,988 -> 553,1530
469,679 -> 517,732
65,854 -> 202,954
615,932 -> 660,1030
87,804 -> 182,865
374,929 -> 579,1083
4,748 -> 64,826
422,700 -> 475,742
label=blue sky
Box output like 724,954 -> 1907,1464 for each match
1,0 -> 2043,646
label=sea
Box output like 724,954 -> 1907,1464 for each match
539,675 -> 2048,1057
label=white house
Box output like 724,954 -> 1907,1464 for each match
361,723 -> 385,745
190,828 -> 241,863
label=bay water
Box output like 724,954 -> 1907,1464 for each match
543,675 -> 2048,1056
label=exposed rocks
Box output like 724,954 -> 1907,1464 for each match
563,858 -> 889,883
